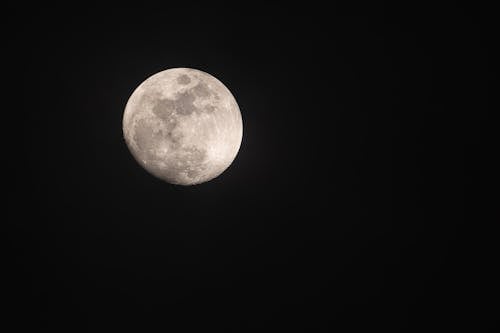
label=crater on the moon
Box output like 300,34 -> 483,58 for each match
123,68 -> 243,185
170,145 -> 207,179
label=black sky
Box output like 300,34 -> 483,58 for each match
7,3 -> 496,332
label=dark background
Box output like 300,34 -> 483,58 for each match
7,2 -> 496,332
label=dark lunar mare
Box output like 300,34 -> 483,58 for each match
176,74 -> 191,85
132,85 -> 217,181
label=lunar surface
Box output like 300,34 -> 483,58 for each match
123,68 -> 243,185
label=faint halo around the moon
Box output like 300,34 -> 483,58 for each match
122,68 -> 243,185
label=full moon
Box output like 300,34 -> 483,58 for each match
122,68 -> 243,185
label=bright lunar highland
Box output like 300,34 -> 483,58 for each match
123,68 -> 243,185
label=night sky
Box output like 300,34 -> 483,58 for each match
7,3 -> 496,332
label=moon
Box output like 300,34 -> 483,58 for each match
122,68 -> 243,185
